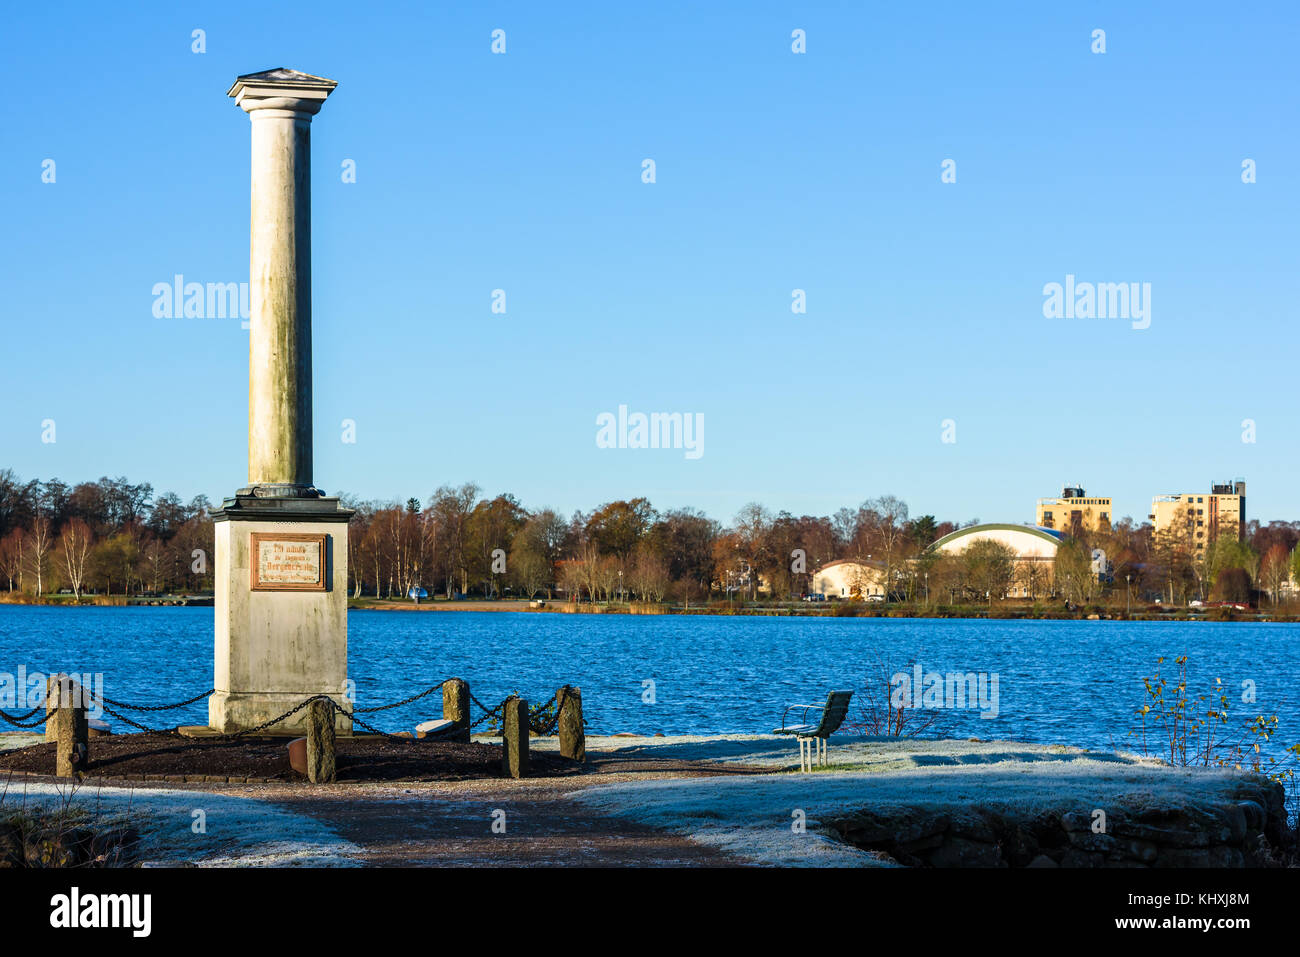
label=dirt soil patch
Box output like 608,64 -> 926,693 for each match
0,734 -> 587,783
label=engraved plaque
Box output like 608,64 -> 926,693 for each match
250,532 -> 328,591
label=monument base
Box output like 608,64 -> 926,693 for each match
208,493 -> 354,735
207,690 -> 353,736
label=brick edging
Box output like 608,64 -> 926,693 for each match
2,769 -> 283,785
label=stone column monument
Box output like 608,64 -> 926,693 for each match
207,69 -> 353,734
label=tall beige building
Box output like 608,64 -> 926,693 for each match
1036,487 -> 1111,536
1149,480 -> 1246,557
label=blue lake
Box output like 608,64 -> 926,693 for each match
2,606 -> 1298,758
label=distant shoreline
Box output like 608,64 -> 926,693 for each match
2,595 -> 1292,622
343,597 -> 1295,623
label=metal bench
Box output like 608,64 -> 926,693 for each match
773,689 -> 853,772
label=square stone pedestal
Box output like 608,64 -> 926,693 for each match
208,493 -> 354,735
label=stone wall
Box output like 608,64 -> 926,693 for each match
827,778 -> 1292,867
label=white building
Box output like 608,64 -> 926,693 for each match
930,523 -> 1064,598
811,560 -> 887,599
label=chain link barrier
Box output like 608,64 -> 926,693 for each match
4,679 -> 572,740
98,689 -> 215,712
0,703 -> 50,728
352,679 -> 449,714
468,691 -> 504,729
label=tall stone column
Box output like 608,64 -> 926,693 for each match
231,69 -> 333,497
204,70 -> 353,736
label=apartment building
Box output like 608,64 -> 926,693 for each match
1036,486 -> 1111,536
1149,479 -> 1246,557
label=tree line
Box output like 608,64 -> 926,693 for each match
0,471 -> 213,598
2,469 -> 1297,605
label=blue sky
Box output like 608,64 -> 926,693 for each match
1,2 -> 1296,527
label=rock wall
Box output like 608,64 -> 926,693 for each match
827,778 -> 1292,867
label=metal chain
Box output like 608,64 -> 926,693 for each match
469,692 -> 503,717
352,679 -> 449,713
533,689 -> 568,735
468,692 -> 504,729
93,701 -> 182,736
331,701 -> 409,740
0,703 -> 49,728
98,689 -> 214,712
471,689 -> 569,735
530,692 -> 561,735
26,680 -> 573,741
213,695 -> 327,739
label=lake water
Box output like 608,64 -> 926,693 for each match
2,606 -> 1298,759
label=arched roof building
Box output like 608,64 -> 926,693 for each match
931,523 -> 1065,559
930,523 -> 1064,599
811,559 -> 886,600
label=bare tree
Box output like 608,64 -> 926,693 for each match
1260,543 -> 1290,606
628,544 -> 669,602
25,516 -> 54,598
859,495 -> 910,599
0,528 -> 23,591
58,518 -> 94,599
509,547 -> 549,600
845,655 -> 952,737
430,483 -> 480,597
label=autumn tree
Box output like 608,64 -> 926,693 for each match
510,508 -> 568,599
1259,543 -> 1291,605
652,508 -> 718,600
466,494 -> 527,597
959,539 -> 1016,604
627,543 -> 669,602
0,528 -> 23,591
730,503 -> 773,599
1053,539 -> 1098,605
585,499 -> 655,559
508,546 -> 550,600
1210,567 -> 1252,604
429,482 -> 480,597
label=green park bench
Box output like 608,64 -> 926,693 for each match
773,689 -> 854,772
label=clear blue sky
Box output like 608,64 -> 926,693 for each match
2,2 -> 1296,527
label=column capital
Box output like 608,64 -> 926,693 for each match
227,67 -> 337,117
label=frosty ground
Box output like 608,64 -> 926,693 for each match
0,733 -> 1272,867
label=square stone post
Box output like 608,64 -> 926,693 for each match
442,678 -> 471,742
46,675 -> 88,777
502,697 -> 529,779
557,685 -> 585,762
305,698 -> 337,783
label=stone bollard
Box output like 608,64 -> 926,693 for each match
305,698 -> 336,784
443,678 -> 471,742
557,685 -> 585,763
46,674 -> 88,778
502,696 -> 529,779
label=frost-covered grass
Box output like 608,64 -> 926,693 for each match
1,733 -> 1270,868
0,778 -> 360,867
533,732 -> 1156,771
569,735 -> 1264,867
